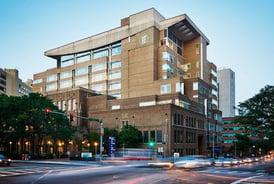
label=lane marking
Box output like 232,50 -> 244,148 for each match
230,174 -> 265,184
32,170 -> 53,184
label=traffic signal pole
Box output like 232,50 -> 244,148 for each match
43,109 -> 104,162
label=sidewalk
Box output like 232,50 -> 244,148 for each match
13,158 -> 101,166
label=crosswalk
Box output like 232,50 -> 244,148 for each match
197,168 -> 274,181
198,168 -> 265,176
0,167 -> 62,177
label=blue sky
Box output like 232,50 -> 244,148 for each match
0,0 -> 273,106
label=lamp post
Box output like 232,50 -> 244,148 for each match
9,141 -> 12,153
87,143 -> 90,152
94,142 -> 98,157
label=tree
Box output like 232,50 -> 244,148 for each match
0,93 -> 75,156
235,85 -> 274,141
118,125 -> 142,148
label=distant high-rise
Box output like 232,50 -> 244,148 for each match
217,68 -> 235,117
0,68 -> 32,96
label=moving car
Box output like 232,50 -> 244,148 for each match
243,157 -> 253,163
173,155 -> 209,169
0,154 -> 12,166
214,157 -> 232,167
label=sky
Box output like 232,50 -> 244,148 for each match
0,0 -> 273,106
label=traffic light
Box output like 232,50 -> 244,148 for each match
45,109 -> 51,119
69,113 -> 74,122
148,141 -> 155,148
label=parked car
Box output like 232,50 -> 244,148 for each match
214,157 -> 232,167
173,155 -> 209,169
0,154 -> 12,166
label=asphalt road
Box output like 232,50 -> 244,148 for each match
0,160 -> 274,184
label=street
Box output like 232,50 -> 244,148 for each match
0,159 -> 274,184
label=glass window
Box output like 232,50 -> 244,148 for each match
157,130 -> 162,143
212,79 -> 218,87
76,51 -> 91,63
176,82 -> 181,92
93,47 -> 108,59
60,80 -> 72,88
60,70 -> 72,79
193,82 -> 198,90
46,74 -> 57,82
162,75 -> 170,79
144,131 -> 148,143
111,46 -> 121,56
46,83 -> 57,91
75,67 -> 88,76
162,52 -> 174,63
92,72 -> 107,82
150,130 -> 155,141
92,62 -> 107,72
110,60 -> 121,69
75,76 -> 88,86
62,100 -> 66,111
72,99 -> 76,111
109,81 -> 121,90
58,101 -> 61,110
162,63 -> 174,74
61,54 -> 74,67
92,83 -> 106,92
61,54 -> 74,62
160,84 -> 171,94
109,71 -> 121,80
33,78 -> 42,84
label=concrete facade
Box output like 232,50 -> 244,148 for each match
33,8 -> 222,157
217,68 -> 235,117
0,68 -> 32,96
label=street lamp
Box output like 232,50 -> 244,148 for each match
25,141 -> 30,154
94,142 -> 98,157
87,143 -> 90,152
9,141 -> 12,153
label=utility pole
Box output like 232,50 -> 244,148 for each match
99,120 -> 104,162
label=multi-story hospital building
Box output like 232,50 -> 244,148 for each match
33,8 -> 222,157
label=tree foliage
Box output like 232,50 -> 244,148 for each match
118,124 -> 142,148
235,85 -> 274,140
0,93 -> 75,155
